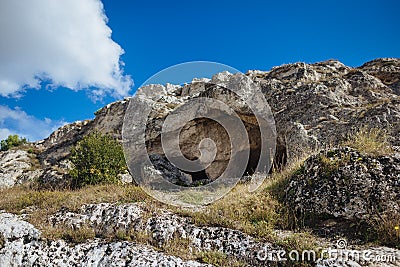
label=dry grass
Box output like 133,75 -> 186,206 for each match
0,183 -> 153,240
58,224 -> 96,243
370,214 -> 400,249
158,234 -> 247,266
343,127 -> 393,157
178,158 -> 309,242
197,251 -> 247,267
0,183 -> 149,214
160,234 -> 194,260
180,183 -> 280,241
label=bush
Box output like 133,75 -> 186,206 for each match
69,131 -> 127,188
0,134 -> 27,151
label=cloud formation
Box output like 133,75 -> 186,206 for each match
0,0 -> 133,99
0,105 -> 66,141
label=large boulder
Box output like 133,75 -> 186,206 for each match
0,149 -> 42,188
285,147 -> 400,222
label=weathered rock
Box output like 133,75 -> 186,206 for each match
37,120 -> 91,166
48,202 -> 400,267
49,202 -> 282,266
0,212 -> 210,267
37,167 -> 72,189
254,59 -> 400,162
358,58 -> 400,95
285,147 -> 400,222
0,149 -> 42,188
33,58 -> 400,186
316,245 -> 400,267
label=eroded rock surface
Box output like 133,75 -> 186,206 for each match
285,147 -> 400,222
0,213 -> 210,267
0,149 -> 42,188
49,202 -> 282,266
30,58 -> 400,185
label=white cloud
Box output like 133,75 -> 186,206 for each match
0,105 -> 66,141
0,0 -> 133,99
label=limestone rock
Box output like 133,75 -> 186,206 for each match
49,202 -> 282,265
358,58 -> 400,95
0,149 -> 42,188
29,59 -> 400,186
285,147 -> 400,222
0,212 -> 210,267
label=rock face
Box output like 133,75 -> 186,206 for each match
29,58 -> 400,186
359,58 -> 400,95
0,149 -> 42,188
252,59 -> 400,163
285,147 -> 400,222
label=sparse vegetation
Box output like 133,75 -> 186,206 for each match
318,151 -> 350,177
343,127 -> 393,157
158,234 -> 247,266
0,183 -> 151,241
59,224 -> 96,244
178,158 -> 310,241
182,182 -> 279,240
160,234 -> 194,260
197,251 -> 246,267
370,214 -> 400,249
0,134 -> 27,151
69,131 -> 127,188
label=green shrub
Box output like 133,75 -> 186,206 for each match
69,131 -> 127,188
0,134 -> 27,151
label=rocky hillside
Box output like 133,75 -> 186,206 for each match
0,58 -> 399,266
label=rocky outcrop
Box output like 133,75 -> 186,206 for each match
359,58 -> 400,95
253,59 -> 400,162
31,58 -> 400,186
5,202 -> 398,267
0,149 -> 42,188
37,99 -> 129,167
285,147 -> 400,223
49,202 -> 282,266
0,212 -> 210,267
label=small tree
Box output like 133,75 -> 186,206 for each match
0,134 -> 27,151
69,131 -> 127,188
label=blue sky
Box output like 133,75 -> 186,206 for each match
0,0 -> 399,141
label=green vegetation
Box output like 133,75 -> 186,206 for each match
69,131 -> 127,188
0,134 -> 27,151
343,127 -> 393,157
318,152 -> 350,177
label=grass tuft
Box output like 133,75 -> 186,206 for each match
197,251 -> 246,267
343,127 -> 393,157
